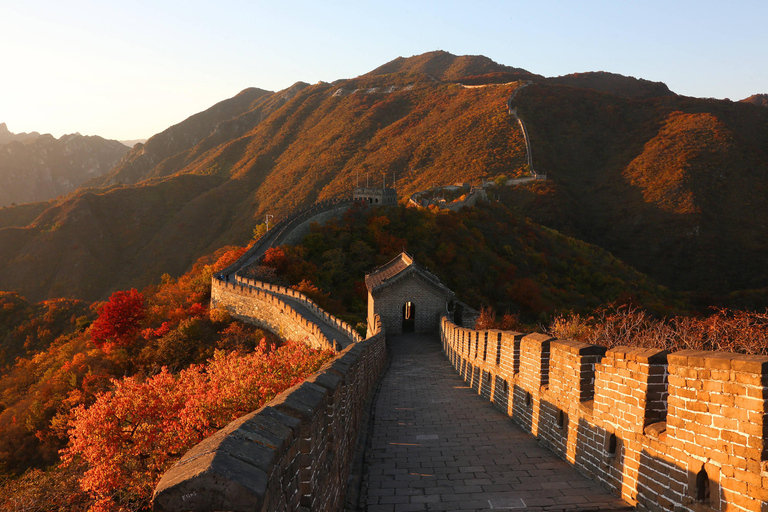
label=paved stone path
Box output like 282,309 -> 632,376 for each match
362,334 -> 633,512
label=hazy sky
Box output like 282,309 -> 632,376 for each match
1,0 -> 765,141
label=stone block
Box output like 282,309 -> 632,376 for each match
153,449 -> 270,512
272,382 -> 329,421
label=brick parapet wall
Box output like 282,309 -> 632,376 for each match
152,316 -> 387,512
593,346 -> 670,435
440,317 -> 768,512
211,279 -> 339,351
666,351 -> 768,511
516,332 -> 554,436
549,339 -> 606,405
232,276 -> 363,344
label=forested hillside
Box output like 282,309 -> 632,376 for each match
505,83 -> 768,299
0,50 -> 766,306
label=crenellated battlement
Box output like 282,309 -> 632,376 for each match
230,275 -> 363,344
211,277 -> 361,351
440,317 -> 768,512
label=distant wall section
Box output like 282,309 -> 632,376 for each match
212,279 -> 338,350
218,198 -> 354,280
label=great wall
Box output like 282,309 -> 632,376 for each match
152,86 -> 767,511
440,319 -> 768,512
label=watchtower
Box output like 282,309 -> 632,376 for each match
353,186 -> 397,205
365,252 -> 454,335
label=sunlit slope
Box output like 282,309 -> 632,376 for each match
510,83 -> 768,295
0,65 -> 529,301
1,51 -> 767,303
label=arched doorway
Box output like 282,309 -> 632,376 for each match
402,301 -> 416,332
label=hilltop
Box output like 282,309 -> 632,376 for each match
365,50 -> 538,82
741,93 -> 768,107
547,71 -> 674,98
0,51 -> 766,307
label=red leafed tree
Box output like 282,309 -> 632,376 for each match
262,246 -> 288,272
90,289 -> 146,350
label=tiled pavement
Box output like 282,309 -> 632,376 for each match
362,333 -> 634,512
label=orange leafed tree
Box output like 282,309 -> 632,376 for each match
62,340 -> 334,512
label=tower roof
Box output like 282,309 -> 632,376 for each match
365,252 -> 454,298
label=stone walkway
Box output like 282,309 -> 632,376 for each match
362,334 -> 633,512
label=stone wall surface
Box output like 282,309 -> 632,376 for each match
440,317 -> 768,512
227,276 -> 363,346
212,279 -> 340,351
153,317 -> 386,512
369,276 -> 449,335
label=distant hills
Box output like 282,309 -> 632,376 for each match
500,81 -> 768,301
119,138 -> 148,148
548,71 -> 674,98
0,51 -> 767,307
0,130 -> 129,207
0,123 -> 40,145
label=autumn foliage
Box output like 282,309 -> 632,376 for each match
62,340 -> 333,512
89,289 -> 146,351
0,245 -> 336,511
474,305 -> 523,331
253,201 -> 680,327
548,304 -> 768,355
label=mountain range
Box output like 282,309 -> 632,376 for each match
0,123 -> 40,145
0,126 -> 129,207
0,51 -> 767,307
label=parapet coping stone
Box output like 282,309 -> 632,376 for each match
152,406 -> 303,511
154,449 -> 270,512
668,349 -> 768,373
605,345 -> 669,364
307,367 -> 344,392
521,332 -> 555,346
272,381 -> 329,422
551,339 -> 607,356
330,358 -> 353,375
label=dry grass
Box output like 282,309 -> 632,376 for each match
548,304 -> 768,355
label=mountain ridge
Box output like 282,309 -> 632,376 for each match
0,132 -> 129,207
1,51 -> 767,306
0,123 -> 41,145
741,93 -> 768,107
